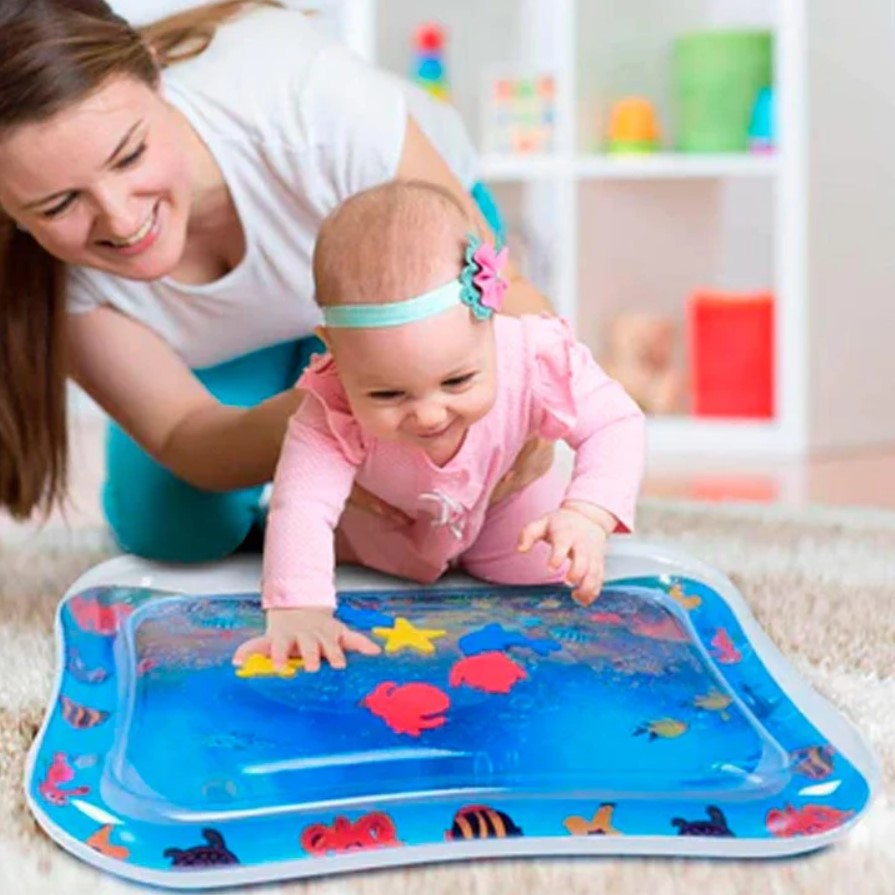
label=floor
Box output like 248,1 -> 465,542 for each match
644,447 -> 895,507
4,413 -> 895,535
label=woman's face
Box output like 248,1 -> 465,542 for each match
0,75 -> 193,281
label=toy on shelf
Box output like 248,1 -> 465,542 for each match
602,313 -> 686,415
482,72 -> 556,154
688,290 -> 774,418
605,97 -> 662,154
673,30 -> 773,152
412,23 -> 449,101
748,86 -> 776,153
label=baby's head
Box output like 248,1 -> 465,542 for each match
314,179 -> 470,311
312,181 -> 503,464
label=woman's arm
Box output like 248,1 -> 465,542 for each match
68,306 -> 299,491
395,117 -> 553,317
69,307 -> 414,527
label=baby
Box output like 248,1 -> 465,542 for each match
234,180 -> 645,672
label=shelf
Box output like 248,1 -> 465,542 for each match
576,153 -> 779,181
351,0 -> 895,457
479,153 -> 778,183
478,154 -> 567,182
647,416 -> 793,456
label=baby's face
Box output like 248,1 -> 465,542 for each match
327,305 -> 497,466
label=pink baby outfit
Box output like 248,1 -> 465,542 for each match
262,313 -> 645,609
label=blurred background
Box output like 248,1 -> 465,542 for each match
59,0 -> 895,524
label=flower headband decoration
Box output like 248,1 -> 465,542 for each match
460,233 -> 509,320
321,232 -> 509,329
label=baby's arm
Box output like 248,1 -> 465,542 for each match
547,331 -> 646,532
563,377 -> 646,533
519,318 -> 647,602
233,401 -> 380,671
517,500 -> 615,605
235,607 -> 380,673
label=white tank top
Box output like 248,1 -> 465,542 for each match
67,6 -> 479,368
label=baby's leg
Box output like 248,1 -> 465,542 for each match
461,468 -> 568,586
335,505 -> 450,584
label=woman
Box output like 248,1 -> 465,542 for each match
0,0 -> 552,561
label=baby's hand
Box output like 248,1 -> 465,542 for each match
518,502 -> 616,606
233,607 -> 381,673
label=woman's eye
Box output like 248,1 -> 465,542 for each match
114,143 -> 147,170
42,194 -> 77,218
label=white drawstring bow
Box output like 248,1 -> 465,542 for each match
419,490 -> 466,540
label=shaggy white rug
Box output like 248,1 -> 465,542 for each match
1,499 -> 892,894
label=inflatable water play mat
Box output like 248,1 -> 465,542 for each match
26,542 -> 879,889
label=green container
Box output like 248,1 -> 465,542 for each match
673,30 -> 773,152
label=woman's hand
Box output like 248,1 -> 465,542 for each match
488,437 -> 555,506
517,501 -> 617,606
346,483 -> 414,525
233,607 -> 381,673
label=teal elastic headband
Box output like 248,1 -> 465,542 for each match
321,280 -> 463,329
320,233 -> 510,329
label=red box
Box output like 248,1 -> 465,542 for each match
688,291 -> 774,418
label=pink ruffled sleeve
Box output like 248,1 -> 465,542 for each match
261,355 -> 367,610
525,315 -> 646,533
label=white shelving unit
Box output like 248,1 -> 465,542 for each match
330,1 -> 895,458
478,153 -> 778,182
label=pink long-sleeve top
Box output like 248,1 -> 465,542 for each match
262,313 -> 645,609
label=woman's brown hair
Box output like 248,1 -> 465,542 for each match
0,0 -> 279,521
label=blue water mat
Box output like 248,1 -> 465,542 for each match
25,541 -> 879,888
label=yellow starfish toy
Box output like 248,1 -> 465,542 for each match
235,654 -> 304,679
372,617 -> 446,655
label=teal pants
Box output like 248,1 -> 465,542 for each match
103,183 -> 505,561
